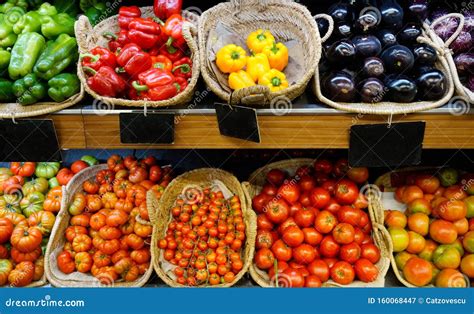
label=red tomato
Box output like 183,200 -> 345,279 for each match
294,208 -> 315,228
278,182 -> 300,205
302,227 -> 323,246
353,228 -> 365,245
256,230 -> 274,249
265,199 -> 290,224
339,242 -> 361,264
315,210 -> 337,234
314,172 -> 330,186
314,160 -> 333,174
347,167 -> 369,184
305,275 -> 322,287
298,192 -> 312,207
71,160 -> 89,174
278,217 -> 298,235
296,166 -> 313,178
337,206 -> 361,227
261,184 -> 278,196
321,179 -> 337,195
289,203 -> 302,217
332,223 -> 355,244
10,162 -> 36,177
252,193 -> 271,213
323,258 -> 338,269
330,261 -> 355,285
333,159 -> 349,177
266,169 -> 287,186
271,239 -> 292,262
308,259 -> 330,282
282,226 -> 304,247
415,175 -> 440,194
293,244 -> 317,264
310,187 -> 331,209
257,214 -> 274,231
298,176 -> 315,192
319,235 -> 340,258
335,179 -> 359,205
324,199 -> 341,214
149,165 -> 162,182
354,258 -> 379,282
281,268 -> 305,287
267,260 -> 289,280
56,168 -> 74,186
254,248 -> 275,270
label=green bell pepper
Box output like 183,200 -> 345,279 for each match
37,2 -> 57,16
0,78 -> 15,102
0,47 -> 11,72
9,32 -> 45,80
0,14 -> 16,48
33,33 -> 77,80
81,155 -> 99,166
53,0 -> 79,17
12,73 -> 47,105
4,6 -> 25,25
40,13 -> 75,39
47,73 -> 80,102
80,0 -> 113,26
13,11 -> 41,34
0,0 -> 28,13
35,162 -> 60,179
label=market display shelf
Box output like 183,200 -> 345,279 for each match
41,89 -> 474,150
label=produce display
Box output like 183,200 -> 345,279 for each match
55,155 -> 173,284
0,157 -> 97,287
156,182 -> 246,286
82,4 -> 194,101
429,8 -> 473,92
216,30 -> 289,91
0,1 -> 80,104
319,0 -> 448,103
251,159 -> 384,287
383,168 -> 474,287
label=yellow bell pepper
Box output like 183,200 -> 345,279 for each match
229,70 -> 256,90
246,53 -> 271,82
258,69 -> 289,92
216,44 -> 247,74
247,29 -> 275,53
262,42 -> 289,72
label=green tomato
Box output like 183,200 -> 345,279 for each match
438,168 -> 459,187
433,245 -> 461,269
0,259 -> 13,282
48,177 -> 60,189
22,177 -> 49,195
465,196 -> 474,218
35,162 -> 60,179
80,155 -> 99,166
20,191 -> 45,218
0,195 -> 21,214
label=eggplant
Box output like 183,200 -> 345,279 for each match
454,53 -> 474,76
385,75 -> 418,102
328,2 -> 355,23
354,2 -> 381,33
362,57 -> 385,77
325,39 -> 357,67
358,78 -> 386,102
452,31 -> 472,54
334,22 -> 353,38
398,23 -> 422,45
324,71 -> 357,102
413,44 -> 437,66
316,17 -> 329,38
416,68 -> 447,100
376,29 -> 398,48
379,0 -> 404,30
380,45 -> 414,73
353,35 -> 382,57
407,0 -> 429,21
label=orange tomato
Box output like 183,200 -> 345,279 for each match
406,231 -> 426,254
407,198 -> 431,215
385,211 -> 407,229
453,218 -> 469,235
407,213 -> 429,236
402,186 -> 424,204
435,269 -> 467,287
438,200 -> 467,222
460,254 -> 474,278
403,257 -> 432,287
429,220 -> 458,244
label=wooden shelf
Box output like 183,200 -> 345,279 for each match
45,110 -> 474,150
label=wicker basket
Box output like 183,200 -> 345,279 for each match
199,0 -> 331,106
150,168 -> 257,287
45,165 -> 154,287
313,22 -> 455,115
428,13 -> 473,103
75,7 -> 200,108
244,158 -> 391,287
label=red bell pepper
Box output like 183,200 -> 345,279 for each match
137,68 -> 175,89
172,57 -> 192,79
118,6 -> 142,30
164,14 -> 186,49
154,0 -> 182,20
159,44 -> 184,62
116,43 -> 152,78
175,76 -> 188,93
132,81 -> 181,101
152,55 -> 172,71
128,18 -> 162,49
104,30 -> 130,52
83,66 -> 126,98
80,47 -> 117,71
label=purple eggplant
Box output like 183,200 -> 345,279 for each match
454,53 -> 474,76
362,57 -> 385,77
380,45 -> 415,74
325,39 -> 357,66
413,44 -> 437,66
324,71 -> 357,102
353,35 -> 382,57
408,0 -> 429,21
354,2 -> 381,33
416,68 -> 447,100
376,29 -> 398,48
398,23 -> 422,45
358,78 -> 386,102
385,74 -> 418,102
451,31 -> 472,54
328,2 -> 355,23
379,0 -> 404,30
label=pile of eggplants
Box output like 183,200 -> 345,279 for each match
430,8 -> 473,92
318,0 -> 448,103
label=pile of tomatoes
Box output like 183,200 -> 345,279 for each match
157,185 -> 246,286
252,159 -> 382,287
56,155 -> 172,284
386,168 -> 474,287
0,159 -> 94,287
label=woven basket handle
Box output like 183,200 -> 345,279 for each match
230,0 -> 274,7
230,85 -> 271,105
429,13 -> 465,48
314,14 -> 334,43
75,15 -> 94,54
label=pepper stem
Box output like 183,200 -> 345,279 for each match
79,53 -> 100,62
153,17 -> 165,26
271,77 -> 281,87
270,43 -> 279,55
132,81 -> 149,92
82,66 -> 97,75
166,37 -> 174,47
231,51 -> 241,60
102,32 -> 118,40
172,64 -> 191,74
115,67 -> 126,73
166,43 -> 178,54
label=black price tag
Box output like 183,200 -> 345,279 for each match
120,113 -> 174,144
349,122 -> 425,167
215,103 -> 260,143
0,119 -> 61,162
